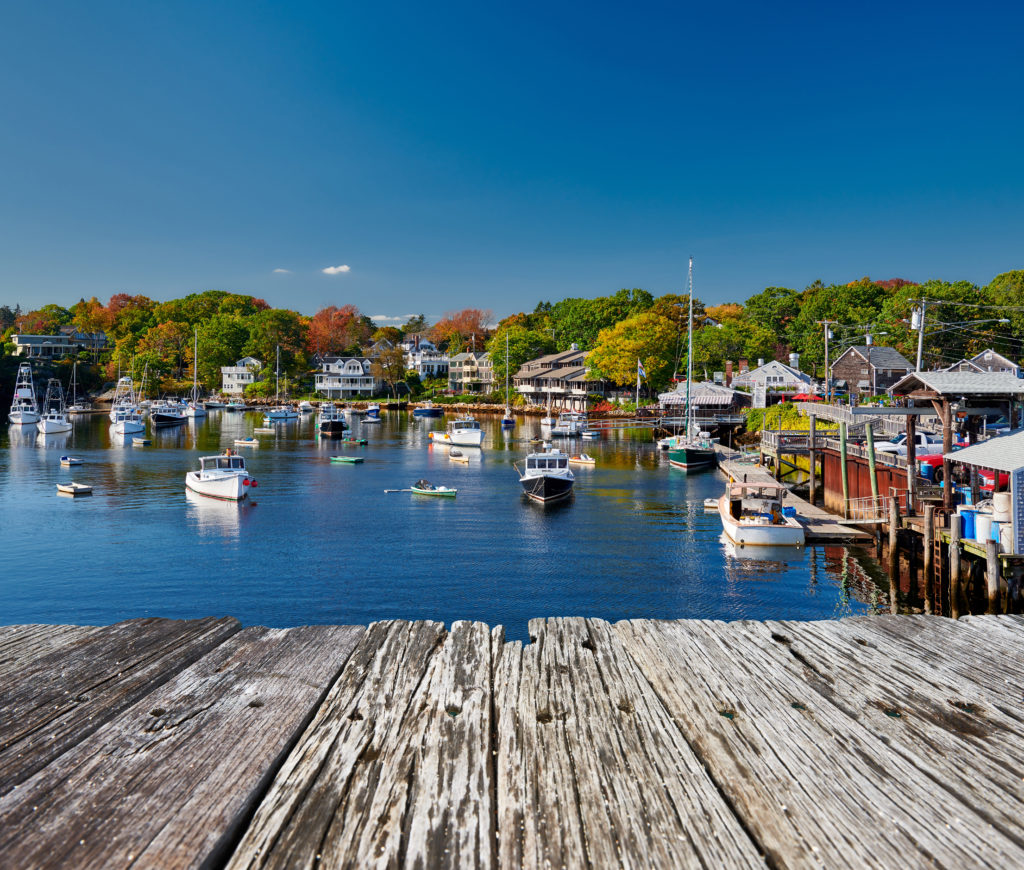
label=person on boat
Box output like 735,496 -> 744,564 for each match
224,448 -> 234,456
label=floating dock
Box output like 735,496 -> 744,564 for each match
2,614 -> 1023,868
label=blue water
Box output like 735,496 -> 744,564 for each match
0,411 -> 885,640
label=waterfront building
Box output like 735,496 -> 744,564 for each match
512,346 -> 605,412
11,327 -> 107,359
401,335 -> 449,379
220,357 -> 262,396
658,381 -> 751,429
941,348 -> 1020,376
730,358 -> 812,403
448,352 -> 492,394
830,346 -> 913,395
315,356 -> 381,398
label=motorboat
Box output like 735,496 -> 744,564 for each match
410,479 -> 457,497
185,329 -> 207,418
204,397 -> 228,409
108,377 -> 145,434
233,437 -> 259,447
568,453 -> 596,465
66,362 -> 91,413
318,403 -> 349,436
338,437 -> 368,445
330,455 -> 364,464
519,445 -> 574,503
550,412 -> 587,437
37,379 -> 73,433
365,403 -> 381,420
580,429 -> 600,440
60,455 -> 84,466
412,401 -> 444,418
225,401 -> 248,412
185,451 -> 255,501
56,482 -> 92,496
429,416 -> 483,447
298,400 -> 315,413
8,362 -> 40,424
151,398 -> 188,426
718,481 -> 804,547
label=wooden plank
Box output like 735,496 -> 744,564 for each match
227,619 -> 494,870
616,618 -> 1024,869
493,617 -> 765,870
0,616 -> 241,794
730,618 -> 1024,850
0,623 -> 101,678
0,625 -> 363,869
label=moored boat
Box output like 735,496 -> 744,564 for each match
666,432 -> 717,471
519,445 -> 574,503
233,437 -> 259,447
67,362 -> 91,413
568,453 -> 596,465
185,451 -> 255,501
718,481 -> 804,547
9,362 -> 40,425
38,379 -> 73,433
550,412 -> 586,437
330,455 -> 364,463
318,403 -> 349,436
410,479 -> 457,497
109,377 -> 145,434
151,398 -> 188,426
60,455 -> 84,466
185,329 -> 208,418
429,416 -> 483,447
56,481 -> 92,496
413,401 -> 444,418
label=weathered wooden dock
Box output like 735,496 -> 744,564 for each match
3,614 -> 1024,868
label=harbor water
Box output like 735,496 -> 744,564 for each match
0,410 -> 889,641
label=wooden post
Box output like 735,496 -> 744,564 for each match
808,414 -> 817,507
941,400 -> 953,512
865,422 -> 880,506
986,538 -> 1001,615
775,409 -> 783,481
969,466 -> 980,507
950,514 -> 961,619
887,495 -> 900,608
906,413 -> 917,512
922,504 -> 934,614
840,422 -> 850,518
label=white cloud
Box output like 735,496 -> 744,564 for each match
371,314 -> 420,324
322,264 -> 351,275
272,268 -> 291,274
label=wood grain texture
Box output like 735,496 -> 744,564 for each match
616,617 -> 1024,869
227,619 -> 494,870
0,616 -> 241,794
0,625 -> 363,869
0,623 -> 100,678
493,617 -> 765,870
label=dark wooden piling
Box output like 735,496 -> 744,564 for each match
987,538 -> 1001,614
950,515 -> 962,620
808,414 -> 817,506
922,505 -> 934,614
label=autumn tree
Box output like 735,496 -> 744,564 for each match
586,312 -> 678,391
370,346 -> 407,397
16,304 -> 73,335
429,308 -> 492,353
307,305 -> 372,356
70,297 -> 110,333
138,321 -> 193,378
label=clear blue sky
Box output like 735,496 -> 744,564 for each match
2,0 -> 1021,322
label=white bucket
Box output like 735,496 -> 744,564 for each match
993,491 -> 1012,515
1000,524 -> 1014,554
975,512 -> 993,543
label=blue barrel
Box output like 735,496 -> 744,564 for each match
959,508 -> 977,539
919,462 -> 934,482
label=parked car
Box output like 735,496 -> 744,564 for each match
918,451 -> 1008,489
875,432 -> 944,456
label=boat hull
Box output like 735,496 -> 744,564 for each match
185,472 -> 248,501
718,496 -> 804,547
413,408 -> 444,418
152,412 -> 187,426
8,411 -> 40,425
520,474 -> 574,503
430,429 -> 483,447
667,446 -> 717,471
38,417 -> 73,433
112,420 -> 145,435
320,420 -> 348,436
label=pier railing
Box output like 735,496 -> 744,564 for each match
760,430 -> 812,453
843,494 -> 889,523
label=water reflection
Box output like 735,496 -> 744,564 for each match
185,488 -> 252,536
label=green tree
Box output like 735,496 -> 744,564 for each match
586,312 -> 677,390
744,287 -> 800,340
485,325 -> 557,386
196,314 -> 252,387
785,279 -> 888,372
243,309 -> 308,377
549,288 -> 654,351
370,346 -> 406,397
17,304 -> 73,335
401,314 -> 428,334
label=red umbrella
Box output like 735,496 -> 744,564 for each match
790,392 -> 822,402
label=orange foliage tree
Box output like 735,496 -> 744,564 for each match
429,308 -> 492,353
307,305 -> 372,355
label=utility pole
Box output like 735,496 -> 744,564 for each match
818,320 -> 837,402
913,301 -> 927,372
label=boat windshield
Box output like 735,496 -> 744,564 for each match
528,456 -> 567,470
453,419 -> 480,430
200,456 -> 246,471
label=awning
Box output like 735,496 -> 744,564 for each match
943,431 -> 1024,473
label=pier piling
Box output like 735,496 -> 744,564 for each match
808,414 -> 817,506
950,515 -> 962,619
987,538 -> 1001,614
922,505 -> 934,614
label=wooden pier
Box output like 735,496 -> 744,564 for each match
4,614 -> 1024,868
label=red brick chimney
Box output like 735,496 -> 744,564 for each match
725,360 -> 733,386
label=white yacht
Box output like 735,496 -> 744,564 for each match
108,376 -> 145,434
8,362 -> 40,425
37,379 -> 73,433
519,445 -> 574,503
429,416 -> 483,447
298,400 -> 314,413
185,451 -> 254,501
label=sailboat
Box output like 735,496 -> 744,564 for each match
66,362 -> 91,413
8,362 -> 40,424
667,257 -> 717,472
265,346 -> 298,420
185,328 -> 207,418
502,332 -> 515,427
38,379 -> 73,433
540,387 -> 555,428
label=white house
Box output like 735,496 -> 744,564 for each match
12,328 -> 107,359
730,359 -> 812,393
401,335 -> 449,379
315,356 -> 381,398
220,357 -> 262,396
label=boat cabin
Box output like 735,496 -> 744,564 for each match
450,417 -> 481,430
526,453 -> 569,472
199,455 -> 247,472
725,482 -> 788,523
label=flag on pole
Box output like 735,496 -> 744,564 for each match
637,359 -> 646,380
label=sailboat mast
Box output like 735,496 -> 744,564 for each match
505,332 -> 510,409
686,256 -> 694,439
275,346 -> 280,402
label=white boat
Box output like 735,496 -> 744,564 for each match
234,437 -> 260,447
519,445 -> 574,503
550,412 -> 586,437
568,453 -> 596,465
265,346 -> 299,420
718,481 -> 805,547
298,400 -> 314,413
225,401 -> 248,412
108,377 -> 145,434
361,414 -> 382,425
56,481 -> 92,496
185,451 -> 254,501
150,398 -> 188,426
204,398 -> 228,409
429,416 -> 483,447
66,362 -> 91,413
37,379 -> 73,433
501,332 -> 515,427
185,329 -> 207,418
60,455 -> 84,466
365,403 -> 381,419
318,403 -> 348,436
580,429 -> 600,440
9,362 -> 40,424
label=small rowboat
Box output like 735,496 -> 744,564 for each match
254,427 -> 275,434
410,479 -> 457,497
60,456 -> 84,467
340,438 -> 368,445
234,437 -> 259,447
330,456 -> 364,463
57,482 -> 92,496
449,449 -> 469,464
568,454 -> 596,465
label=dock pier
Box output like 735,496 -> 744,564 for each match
4,614 -> 1024,868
